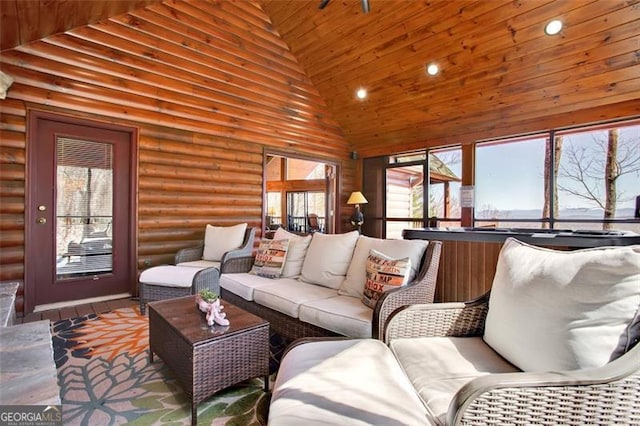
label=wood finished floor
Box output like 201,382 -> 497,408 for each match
18,297 -> 139,324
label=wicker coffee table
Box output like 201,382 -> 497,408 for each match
148,296 -> 269,425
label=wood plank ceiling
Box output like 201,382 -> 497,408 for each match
2,0 -> 639,158
261,0 -> 640,157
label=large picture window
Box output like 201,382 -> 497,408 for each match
474,120 -> 640,231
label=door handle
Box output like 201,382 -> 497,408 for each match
37,217 -> 47,224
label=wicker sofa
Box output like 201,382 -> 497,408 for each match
268,238 -> 640,425
219,229 -> 442,341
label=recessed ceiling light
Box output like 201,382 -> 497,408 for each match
426,63 -> 439,76
545,19 -> 563,35
356,88 -> 367,99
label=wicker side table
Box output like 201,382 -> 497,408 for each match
148,296 -> 269,425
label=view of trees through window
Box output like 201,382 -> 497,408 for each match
475,121 -> 640,232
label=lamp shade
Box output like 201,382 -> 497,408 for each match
347,191 -> 368,205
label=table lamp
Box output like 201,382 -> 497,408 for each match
347,191 -> 368,233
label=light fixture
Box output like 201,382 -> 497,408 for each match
544,19 -> 563,35
347,191 -> 368,233
426,63 -> 439,76
319,0 -> 370,13
356,88 -> 367,99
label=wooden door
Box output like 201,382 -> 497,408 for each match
25,111 -> 137,312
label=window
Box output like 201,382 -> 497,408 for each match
264,153 -> 336,235
556,124 -> 640,230
474,120 -> 640,232
383,148 -> 462,238
475,136 -> 547,228
429,147 -> 462,228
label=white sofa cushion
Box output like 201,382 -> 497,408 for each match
139,265 -> 204,288
253,280 -> 337,318
274,228 -> 312,278
390,336 -> 519,425
300,231 -> 359,289
484,238 -> 640,372
339,236 -> 428,298
269,339 -> 430,426
202,223 -> 247,261
299,295 -> 372,338
219,272 -> 277,301
250,238 -> 289,278
176,259 -> 221,269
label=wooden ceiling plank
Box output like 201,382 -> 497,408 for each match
305,0 -> 536,82
0,1 -> 20,51
332,16 -> 639,119
324,4 -> 638,114
311,0 -> 601,91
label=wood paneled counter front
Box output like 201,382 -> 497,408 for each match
402,228 -> 640,303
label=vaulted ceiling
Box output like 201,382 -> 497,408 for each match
1,0 -> 639,158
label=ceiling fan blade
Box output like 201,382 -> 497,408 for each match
318,0 -> 330,9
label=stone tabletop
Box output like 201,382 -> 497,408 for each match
0,320 -> 61,406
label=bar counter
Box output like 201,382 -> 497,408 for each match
402,227 -> 640,303
403,227 -> 640,248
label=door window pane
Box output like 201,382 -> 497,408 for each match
429,148 -> 462,223
56,137 -> 113,278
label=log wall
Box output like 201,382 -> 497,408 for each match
0,0 -> 356,314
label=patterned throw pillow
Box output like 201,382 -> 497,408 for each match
362,249 -> 412,308
250,239 -> 289,278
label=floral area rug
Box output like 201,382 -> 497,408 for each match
51,306 -> 276,425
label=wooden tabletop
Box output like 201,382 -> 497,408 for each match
148,296 -> 268,346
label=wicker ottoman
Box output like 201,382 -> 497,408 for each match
139,265 -> 220,315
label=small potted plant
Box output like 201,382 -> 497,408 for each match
195,289 -> 229,327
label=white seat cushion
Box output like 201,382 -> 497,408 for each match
299,295 -> 372,338
253,280 -> 336,318
219,272 -> 276,301
139,265 -> 204,288
177,260 -> 221,269
269,339 -> 431,426
484,238 -> 640,371
390,336 -> 519,425
339,236 -> 428,298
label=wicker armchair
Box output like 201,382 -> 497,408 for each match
384,293 -> 640,425
174,227 -> 255,272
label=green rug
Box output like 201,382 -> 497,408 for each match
51,306 -> 271,425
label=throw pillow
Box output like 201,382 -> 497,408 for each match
300,231 -> 360,289
202,223 -> 247,261
273,227 -> 312,277
483,237 -> 640,372
250,239 -> 290,278
362,249 -> 412,309
339,235 -> 428,298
